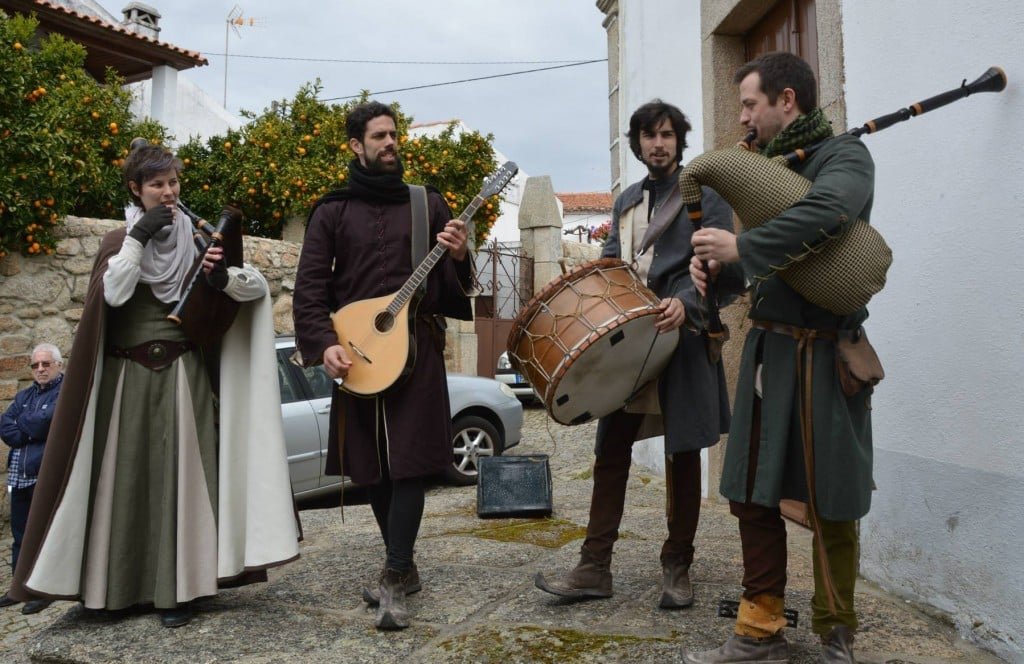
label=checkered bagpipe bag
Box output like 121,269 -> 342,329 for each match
679,147 -> 891,315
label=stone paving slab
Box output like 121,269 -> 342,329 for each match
0,405 -> 1006,663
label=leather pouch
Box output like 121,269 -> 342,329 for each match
836,328 -> 884,396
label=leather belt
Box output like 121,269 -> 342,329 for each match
108,339 -> 195,372
751,319 -> 837,342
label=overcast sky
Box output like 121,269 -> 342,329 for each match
136,0 -> 611,193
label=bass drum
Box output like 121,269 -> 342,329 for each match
507,258 -> 678,425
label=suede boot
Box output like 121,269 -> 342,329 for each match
682,633 -> 789,664
374,568 -> 410,630
363,562 -> 421,606
534,548 -> 613,599
819,625 -> 855,663
659,560 -> 693,609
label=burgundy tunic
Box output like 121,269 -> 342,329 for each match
292,192 -> 473,484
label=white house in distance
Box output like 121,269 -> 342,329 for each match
597,0 -> 1023,658
556,192 -> 613,246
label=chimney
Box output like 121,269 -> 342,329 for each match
121,2 -> 162,40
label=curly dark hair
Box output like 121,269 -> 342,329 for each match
626,100 -> 691,165
734,52 -> 817,113
123,138 -> 183,206
345,101 -> 398,143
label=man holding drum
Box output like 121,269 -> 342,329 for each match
685,52 -> 875,663
535,100 -> 739,609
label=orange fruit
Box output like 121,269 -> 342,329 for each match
91,111 -> 100,120
13,42 -> 22,50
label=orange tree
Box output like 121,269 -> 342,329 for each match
0,11 -> 170,259
176,82 -> 501,243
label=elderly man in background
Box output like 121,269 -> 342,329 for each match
0,343 -> 64,614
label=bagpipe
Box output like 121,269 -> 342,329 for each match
168,202 -> 245,347
682,66 -> 1007,319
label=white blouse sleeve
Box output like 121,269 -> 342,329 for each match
103,236 -> 144,306
222,263 -> 269,303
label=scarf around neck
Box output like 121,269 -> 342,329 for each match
124,204 -> 197,303
760,107 -> 834,158
340,159 -> 409,203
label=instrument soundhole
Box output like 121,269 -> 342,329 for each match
374,311 -> 395,333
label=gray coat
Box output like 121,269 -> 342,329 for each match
599,172 -> 740,454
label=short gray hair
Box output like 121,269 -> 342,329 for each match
32,343 -> 63,365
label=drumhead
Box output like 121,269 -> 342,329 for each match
547,315 -> 678,425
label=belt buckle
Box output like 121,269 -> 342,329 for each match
147,342 -> 168,363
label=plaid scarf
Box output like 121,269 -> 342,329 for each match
760,107 -> 833,157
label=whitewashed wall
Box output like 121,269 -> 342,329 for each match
129,76 -> 244,146
843,0 -> 1024,658
617,2 -> 704,187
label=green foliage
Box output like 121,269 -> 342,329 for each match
177,82 -> 502,242
0,11 -> 171,258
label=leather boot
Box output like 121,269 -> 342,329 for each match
534,549 -> 612,599
374,568 -> 410,630
682,633 -> 789,664
819,625 -> 855,663
659,560 -> 693,609
363,562 -> 421,606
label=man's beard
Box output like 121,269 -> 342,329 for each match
365,150 -> 401,174
644,158 -> 677,179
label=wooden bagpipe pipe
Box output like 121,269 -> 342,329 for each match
682,66 -> 1007,316
167,201 -> 245,346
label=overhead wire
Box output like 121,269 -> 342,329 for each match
319,59 -> 607,101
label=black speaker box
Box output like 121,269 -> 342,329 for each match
476,455 -> 552,518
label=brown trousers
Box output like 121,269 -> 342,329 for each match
582,409 -> 702,565
730,398 -> 860,636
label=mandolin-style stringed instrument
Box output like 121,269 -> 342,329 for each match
330,161 -> 518,396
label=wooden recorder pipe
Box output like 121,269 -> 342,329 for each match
687,202 -> 726,337
177,201 -> 213,251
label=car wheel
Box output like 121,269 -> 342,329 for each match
446,415 -> 501,486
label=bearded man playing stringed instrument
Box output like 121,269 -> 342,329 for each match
293,101 -> 475,631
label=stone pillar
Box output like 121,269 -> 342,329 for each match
150,65 -> 178,141
445,316 -> 478,377
518,176 -> 563,296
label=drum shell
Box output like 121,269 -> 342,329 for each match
508,258 -> 678,425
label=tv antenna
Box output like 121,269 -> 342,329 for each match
223,5 -> 263,107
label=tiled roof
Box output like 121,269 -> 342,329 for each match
4,0 -> 207,66
556,192 -> 613,212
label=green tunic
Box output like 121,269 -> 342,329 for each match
720,133 -> 876,521
91,285 -> 219,609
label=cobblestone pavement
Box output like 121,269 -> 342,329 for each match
0,404 -> 1006,662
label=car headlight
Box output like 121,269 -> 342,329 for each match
497,382 -> 516,399
497,352 -> 512,370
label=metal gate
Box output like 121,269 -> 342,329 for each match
473,241 -> 533,377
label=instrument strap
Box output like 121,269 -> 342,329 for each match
409,185 -> 429,293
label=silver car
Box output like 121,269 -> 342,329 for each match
495,350 -> 536,402
275,337 -> 523,498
